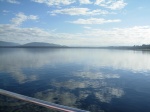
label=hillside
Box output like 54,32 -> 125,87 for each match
22,42 -> 63,47
0,41 -> 66,48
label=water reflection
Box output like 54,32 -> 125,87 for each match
0,48 -> 150,76
0,48 -> 150,112
74,71 -> 120,79
35,70 -> 124,107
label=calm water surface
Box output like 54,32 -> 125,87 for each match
0,48 -> 150,112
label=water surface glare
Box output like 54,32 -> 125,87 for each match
0,48 -> 150,112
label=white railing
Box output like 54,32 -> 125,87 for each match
0,89 -> 89,112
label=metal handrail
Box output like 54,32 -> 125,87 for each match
0,89 -> 89,112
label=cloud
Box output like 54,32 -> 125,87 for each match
50,8 -> 113,16
108,0 -> 127,10
0,23 -> 150,47
0,24 -> 52,40
7,0 -> 19,4
79,0 -> 92,4
11,12 -> 38,26
95,0 -> 127,10
69,18 -> 121,24
80,26 -> 150,46
83,26 -> 91,29
0,0 -> 20,4
32,0 -> 75,6
32,0 -> 92,6
31,0 -> 127,10
0,24 -> 64,44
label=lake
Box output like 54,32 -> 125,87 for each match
0,48 -> 150,112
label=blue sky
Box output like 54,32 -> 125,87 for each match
0,0 -> 150,46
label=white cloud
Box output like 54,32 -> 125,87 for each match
95,0 -> 105,5
0,24 -> 66,44
0,25 -> 51,38
50,8 -> 113,16
0,23 -> 150,47
83,26 -> 91,29
31,0 -> 127,10
32,0 -> 75,6
1,0 -> 20,4
69,18 -> 121,24
95,0 -> 127,10
81,26 -> 150,46
79,0 -> 92,4
11,12 -> 38,26
28,15 -> 39,20
108,0 -> 127,10
32,0 -> 93,6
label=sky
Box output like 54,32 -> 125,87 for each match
0,0 -> 150,46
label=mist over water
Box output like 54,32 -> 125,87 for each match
0,48 -> 150,112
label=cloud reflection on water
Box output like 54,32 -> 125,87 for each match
0,48 -> 150,75
35,71 -> 124,110
1,48 -> 149,111
74,71 -> 120,79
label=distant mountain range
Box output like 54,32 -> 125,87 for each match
0,41 -> 150,50
21,42 -> 65,48
0,41 -> 66,48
